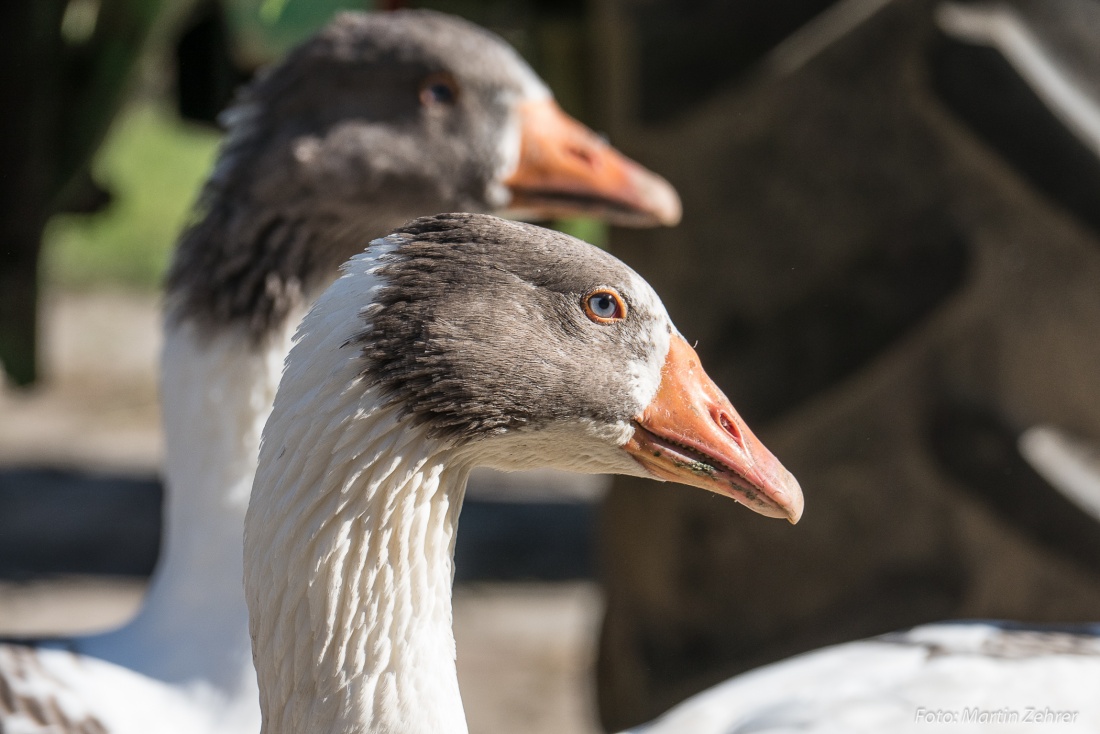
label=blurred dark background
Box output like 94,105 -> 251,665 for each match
2,0 -> 1099,732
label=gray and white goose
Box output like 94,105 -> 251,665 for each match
244,213 -> 802,734
0,12 -> 679,734
244,213 -> 1100,734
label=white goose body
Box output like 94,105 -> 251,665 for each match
0,644 -> 255,734
0,10 -> 681,733
630,623 -> 1100,733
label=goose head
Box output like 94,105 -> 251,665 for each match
247,213 -> 799,734
171,9 -> 680,339
237,9 -> 681,226
349,213 -> 801,520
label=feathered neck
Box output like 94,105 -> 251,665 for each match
164,96 -> 413,345
247,400 -> 470,734
244,245 -> 473,734
165,180 -> 406,346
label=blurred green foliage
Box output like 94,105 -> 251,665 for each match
42,102 -> 221,291
228,0 -> 371,66
555,216 -> 608,249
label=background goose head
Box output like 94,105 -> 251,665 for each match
168,10 -> 680,340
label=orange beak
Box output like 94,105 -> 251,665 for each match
624,335 -> 804,523
503,99 -> 681,228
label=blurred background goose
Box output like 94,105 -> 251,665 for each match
0,11 -> 679,734
244,213 -> 801,734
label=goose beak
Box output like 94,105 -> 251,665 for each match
624,335 -> 803,523
503,99 -> 682,228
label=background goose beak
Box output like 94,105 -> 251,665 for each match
624,335 -> 804,523
503,99 -> 682,227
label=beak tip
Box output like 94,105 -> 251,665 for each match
630,168 -> 682,227
653,185 -> 682,227
781,475 -> 804,525
506,99 -> 682,229
658,198 -> 682,227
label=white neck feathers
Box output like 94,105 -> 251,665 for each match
247,402 -> 468,734
246,240 -> 472,734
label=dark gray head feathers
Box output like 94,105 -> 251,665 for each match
354,213 -> 667,442
167,11 -> 546,342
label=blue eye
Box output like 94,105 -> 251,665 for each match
590,294 -> 615,317
584,289 -> 626,323
420,74 -> 458,107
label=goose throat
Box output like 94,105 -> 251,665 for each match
246,385 -> 473,734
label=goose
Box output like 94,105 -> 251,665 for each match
242,212 -> 801,734
242,213 -> 1099,734
0,12 -> 679,734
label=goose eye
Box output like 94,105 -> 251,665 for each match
583,289 -> 627,323
419,73 -> 459,107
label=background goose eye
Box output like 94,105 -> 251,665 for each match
419,73 -> 459,107
584,289 -> 627,323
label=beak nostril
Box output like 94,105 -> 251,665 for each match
718,411 -> 744,448
567,145 -> 596,168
